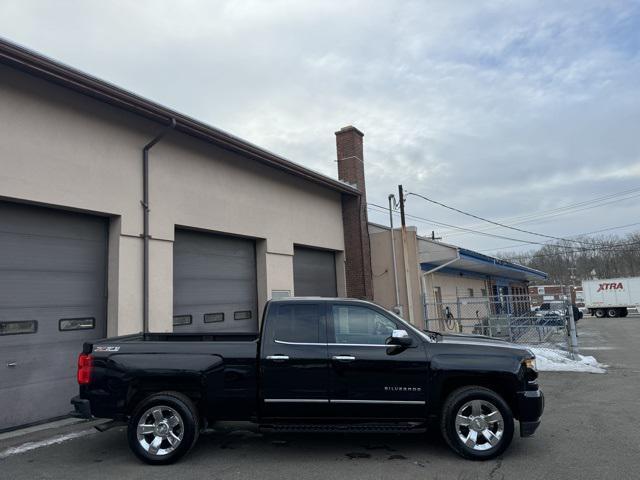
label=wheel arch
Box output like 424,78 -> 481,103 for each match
432,374 -> 520,420
125,381 -> 204,418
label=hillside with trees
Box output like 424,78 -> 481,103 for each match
499,232 -> 640,285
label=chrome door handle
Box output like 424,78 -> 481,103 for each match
7,362 -> 17,368
266,355 -> 289,362
332,355 -> 356,362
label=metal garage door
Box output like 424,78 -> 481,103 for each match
293,246 -> 337,297
0,202 -> 107,431
173,229 -> 258,333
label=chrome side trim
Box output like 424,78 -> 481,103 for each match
331,400 -> 425,405
274,339 -> 324,346
274,339 -> 389,348
264,398 -> 425,405
264,398 -> 329,403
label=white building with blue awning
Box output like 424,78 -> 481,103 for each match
368,223 -> 548,330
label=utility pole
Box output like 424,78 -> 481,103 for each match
398,185 -> 415,324
388,194 -> 402,316
398,184 -> 406,228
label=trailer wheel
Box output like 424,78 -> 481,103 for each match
607,308 -> 619,318
620,308 -> 629,317
594,309 -> 606,318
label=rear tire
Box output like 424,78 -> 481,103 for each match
440,386 -> 514,460
607,308 -> 619,318
620,308 -> 629,317
594,309 -> 606,318
127,391 -> 200,465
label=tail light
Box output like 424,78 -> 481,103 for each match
77,353 -> 93,385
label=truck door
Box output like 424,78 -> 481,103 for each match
327,302 -> 427,419
260,301 -> 330,419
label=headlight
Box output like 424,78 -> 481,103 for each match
523,358 -> 537,371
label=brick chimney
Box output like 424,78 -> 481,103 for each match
335,126 -> 373,300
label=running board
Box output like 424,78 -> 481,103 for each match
94,420 -> 126,432
259,423 -> 427,434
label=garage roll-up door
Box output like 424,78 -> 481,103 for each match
0,201 -> 107,431
293,246 -> 337,297
173,229 -> 258,333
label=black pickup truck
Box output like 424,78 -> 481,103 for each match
71,298 -> 543,464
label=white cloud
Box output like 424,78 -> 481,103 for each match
1,0 -> 639,252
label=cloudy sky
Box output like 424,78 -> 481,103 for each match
2,0 -> 639,254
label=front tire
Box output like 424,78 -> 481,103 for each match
127,391 -> 200,465
440,386 -> 514,460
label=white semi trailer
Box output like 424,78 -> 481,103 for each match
582,276 -> 640,318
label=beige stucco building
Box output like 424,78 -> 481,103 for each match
0,44 -> 358,337
0,40 -> 371,429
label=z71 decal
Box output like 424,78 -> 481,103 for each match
94,345 -> 120,352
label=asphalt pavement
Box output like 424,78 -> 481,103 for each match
1,314 -> 639,480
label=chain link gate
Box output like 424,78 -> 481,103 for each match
423,294 -> 579,355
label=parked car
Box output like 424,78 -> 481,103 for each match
71,298 -> 544,464
535,301 -> 566,325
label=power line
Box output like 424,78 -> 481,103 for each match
406,191 -> 597,245
367,204 -> 553,246
453,188 -> 640,232
367,203 -> 640,253
440,186 -> 640,234
445,192 -> 640,239
479,221 -> 640,253
441,188 -> 640,238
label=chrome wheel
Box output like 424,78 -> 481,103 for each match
136,406 -> 184,457
455,400 -> 504,451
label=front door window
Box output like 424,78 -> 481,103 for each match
331,305 -> 396,345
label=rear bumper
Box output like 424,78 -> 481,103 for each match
517,389 -> 544,437
70,396 -> 92,420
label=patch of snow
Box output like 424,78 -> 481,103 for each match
528,347 -> 607,374
0,429 -> 94,459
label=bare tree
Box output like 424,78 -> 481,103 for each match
498,232 -> 640,284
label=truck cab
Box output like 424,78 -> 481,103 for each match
260,298 -> 429,420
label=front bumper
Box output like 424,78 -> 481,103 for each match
517,389 -> 544,437
70,395 -> 92,420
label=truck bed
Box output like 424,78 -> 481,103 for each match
81,332 -> 259,420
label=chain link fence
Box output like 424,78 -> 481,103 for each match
424,294 -> 579,353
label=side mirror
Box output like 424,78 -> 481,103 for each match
387,329 -> 412,348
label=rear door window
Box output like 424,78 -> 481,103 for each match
274,303 -> 323,344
